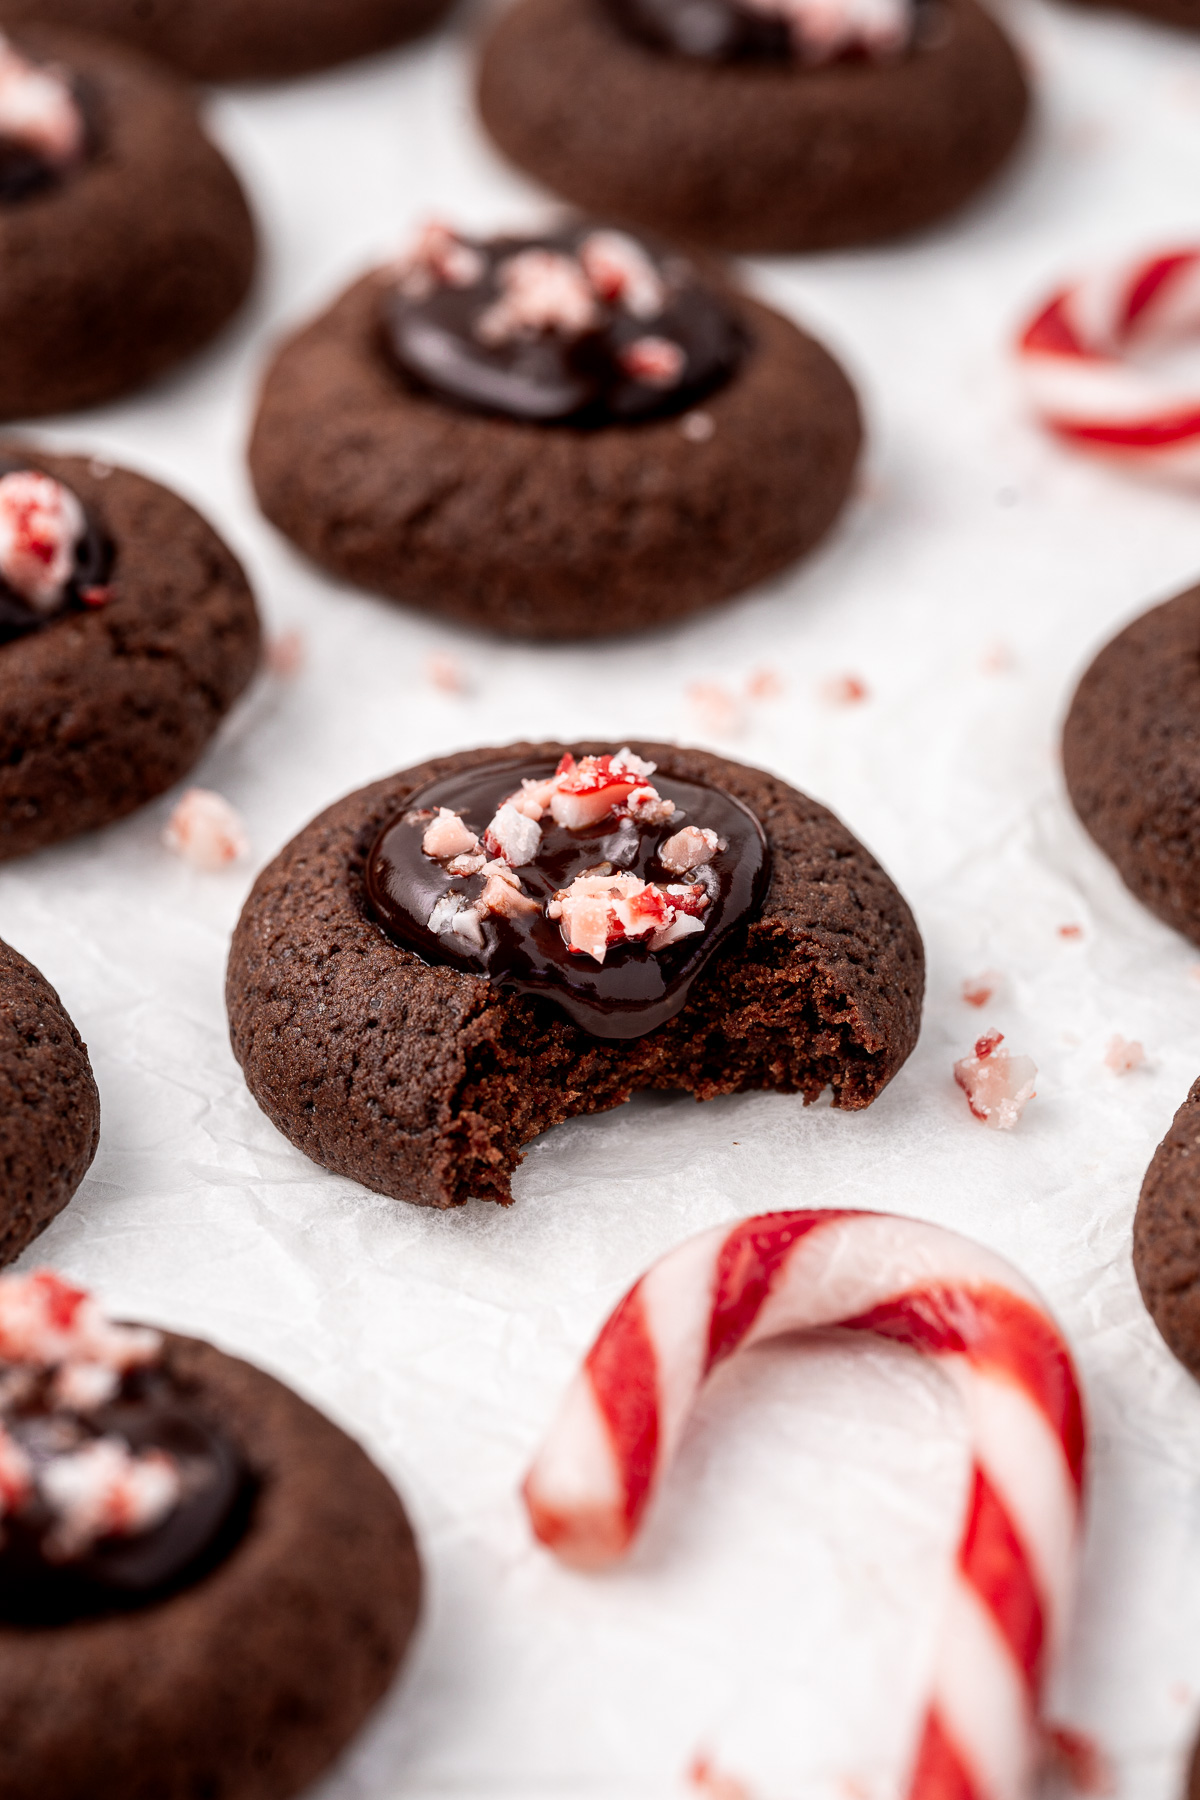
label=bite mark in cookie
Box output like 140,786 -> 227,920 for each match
229,741 -> 924,1208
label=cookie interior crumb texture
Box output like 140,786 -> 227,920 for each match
226,743 -> 925,1208
0,938 -> 98,1266
0,448 -> 261,860
1063,582 -> 1200,949
475,0 -> 1030,253
0,0 -> 455,82
0,1332 -> 422,1800
0,26 -> 255,419
248,272 -> 862,639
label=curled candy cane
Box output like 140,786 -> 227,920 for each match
1018,247 -> 1200,482
524,1209 -> 1086,1800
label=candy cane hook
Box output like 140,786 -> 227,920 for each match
1019,247 -> 1200,482
524,1209 -> 1086,1800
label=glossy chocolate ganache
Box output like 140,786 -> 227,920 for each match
0,460 -> 113,646
0,34 -> 92,203
0,1271 -> 248,1626
383,222 -> 746,425
598,0 -> 915,64
366,749 -> 771,1039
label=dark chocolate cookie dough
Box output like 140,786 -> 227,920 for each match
1133,1078 -> 1200,1380
226,742 -> 925,1208
0,28 -> 255,418
0,0 -> 454,82
476,0 -> 1030,253
248,266 -> 861,640
0,938 -> 98,1266
0,447 -> 260,858
1063,582 -> 1200,947
0,1330 -> 421,1800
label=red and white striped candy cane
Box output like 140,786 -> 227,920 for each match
1018,247 -> 1200,481
524,1209 -> 1085,1800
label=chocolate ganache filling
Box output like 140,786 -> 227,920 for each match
0,460 -> 113,646
383,223 -> 746,426
366,750 -> 770,1040
0,1272 -> 250,1627
596,0 -> 914,65
0,35 -> 92,204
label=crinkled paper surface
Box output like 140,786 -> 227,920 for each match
5,6 -> 1200,1795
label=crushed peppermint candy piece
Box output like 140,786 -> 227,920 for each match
619,335 -> 686,388
1104,1034 -> 1147,1075
0,34 -> 85,166
579,230 -> 667,319
659,825 -> 725,874
0,470 -> 86,613
549,871 -> 708,964
478,860 -> 540,919
477,248 -> 600,345
954,1030 -> 1037,1131
163,788 -> 249,871
394,220 -> 485,301
39,1436 -> 182,1562
961,970 -> 1002,1009
265,628 -> 305,678
0,1424 -> 32,1515
422,807 -> 480,862
482,800 -> 543,867
0,1269 -> 160,1385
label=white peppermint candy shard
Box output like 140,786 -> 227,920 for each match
0,471 -> 85,612
0,34 -> 84,165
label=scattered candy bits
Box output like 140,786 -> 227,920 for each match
163,788 -> 249,872
687,1754 -> 755,1800
820,673 -> 869,706
954,1029 -> 1037,1130
961,970 -> 1002,1009
686,681 -> 743,737
425,651 -> 467,695
1104,1034 -> 1147,1075
265,628 -> 305,678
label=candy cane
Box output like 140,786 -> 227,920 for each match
524,1210 -> 1086,1800
1018,246 -> 1200,481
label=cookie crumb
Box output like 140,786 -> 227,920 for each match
962,970 -> 1002,1008
1104,1034 -> 1146,1075
681,409 -> 715,443
266,629 -> 305,678
687,680 -> 743,737
163,789 -> 249,871
820,673 -> 869,706
954,1029 -> 1036,1130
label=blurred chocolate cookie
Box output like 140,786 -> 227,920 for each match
249,223 -> 861,639
1134,1078 -> 1200,1379
0,1269 -> 421,1800
227,741 -> 925,1208
0,0 -> 454,82
1065,0 -> 1198,29
0,27 -> 254,418
0,939 -> 98,1266
476,0 -> 1030,252
1063,582 -> 1200,946
0,447 -> 260,858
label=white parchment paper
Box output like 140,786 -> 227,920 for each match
4,5 -> 1200,1794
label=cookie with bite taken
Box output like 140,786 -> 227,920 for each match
227,741 -> 925,1207
249,220 -> 862,639
0,938 -> 99,1268
0,1267 -> 422,1800
0,0 -> 454,81
0,26 -> 254,418
476,0 -> 1030,252
0,446 -> 260,858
